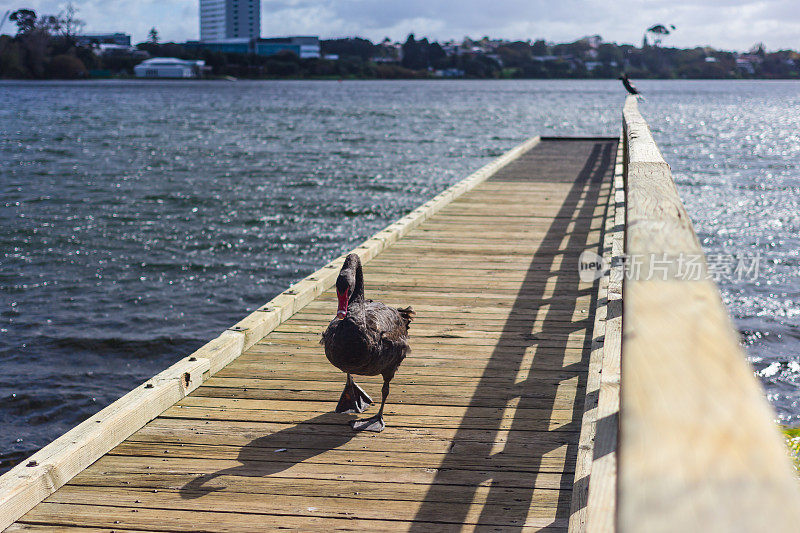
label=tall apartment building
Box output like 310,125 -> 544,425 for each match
199,0 -> 260,42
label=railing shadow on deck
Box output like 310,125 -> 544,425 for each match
409,140 -> 615,531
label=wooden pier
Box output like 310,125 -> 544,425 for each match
2,98 -> 800,532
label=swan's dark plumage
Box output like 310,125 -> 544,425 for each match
321,253 -> 413,432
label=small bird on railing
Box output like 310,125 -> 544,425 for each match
618,73 -> 644,100
321,253 -> 414,432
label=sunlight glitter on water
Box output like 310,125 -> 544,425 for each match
1,78 -> 799,470
643,80 -> 800,424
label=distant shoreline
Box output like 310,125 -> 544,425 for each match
2,76 -> 799,82
3,30 -> 798,82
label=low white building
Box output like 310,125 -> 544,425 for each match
134,58 -> 205,78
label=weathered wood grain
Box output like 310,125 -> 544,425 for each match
618,96 -> 800,532
15,502 -> 568,532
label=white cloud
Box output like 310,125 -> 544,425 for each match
3,0 -> 798,50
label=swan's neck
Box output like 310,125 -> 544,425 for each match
350,261 -> 365,305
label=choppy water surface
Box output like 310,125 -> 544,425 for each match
643,81 -> 800,424
1,79 -> 799,471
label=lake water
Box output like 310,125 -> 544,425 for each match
1,79 -> 799,471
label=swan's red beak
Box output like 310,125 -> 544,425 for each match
336,289 -> 349,319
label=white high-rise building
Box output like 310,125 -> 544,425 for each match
199,0 -> 260,42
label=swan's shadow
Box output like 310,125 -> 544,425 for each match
179,412 -> 356,499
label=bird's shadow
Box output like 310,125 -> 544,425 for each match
179,412 -> 357,499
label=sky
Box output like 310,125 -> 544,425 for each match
2,0 -> 799,52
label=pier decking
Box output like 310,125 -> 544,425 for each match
4,138 -> 616,531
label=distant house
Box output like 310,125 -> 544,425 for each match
434,68 -> 465,78
736,58 -> 756,74
373,41 -> 403,62
735,53 -> 762,75
76,33 -> 132,47
97,44 -> 149,60
134,58 -> 206,78
440,42 -> 461,56
532,55 -> 560,62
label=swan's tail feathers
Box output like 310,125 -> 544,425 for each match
397,306 -> 415,328
336,378 -> 373,414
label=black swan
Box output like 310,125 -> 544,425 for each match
321,253 -> 414,432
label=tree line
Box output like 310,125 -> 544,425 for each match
1,7 -> 799,80
0,6 -> 97,78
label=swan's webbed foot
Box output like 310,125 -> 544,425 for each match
350,375 -> 390,432
335,376 -> 373,414
350,414 -> 385,432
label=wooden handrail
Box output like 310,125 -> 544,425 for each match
618,96 -> 800,532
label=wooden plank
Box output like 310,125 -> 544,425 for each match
103,438 -> 575,471
213,365 -> 586,383
158,405 -> 579,433
273,324 -> 592,341
67,472 -> 572,506
282,317 -> 589,332
49,454 -> 573,490
308,287 -> 597,301
106,441 -> 575,474
197,375 -> 583,396
171,396 -> 579,418
6,525 -> 157,533
41,484 -> 566,524
17,502 -> 566,532
618,96 -> 800,532
301,298 -> 593,313
259,331 -> 590,349
245,343 -> 591,369
233,352 -> 589,375
297,302 -> 592,320
274,318 -> 586,330
188,385 -> 583,410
